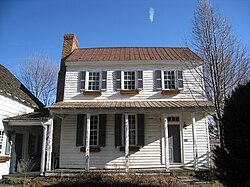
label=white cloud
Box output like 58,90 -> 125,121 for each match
149,7 -> 155,23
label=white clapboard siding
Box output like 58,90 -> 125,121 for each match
182,112 -> 209,166
60,114 -> 164,169
63,64 -> 204,101
60,112 -> 209,169
0,95 -> 33,121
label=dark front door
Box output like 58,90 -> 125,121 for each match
168,125 -> 181,163
15,133 -> 23,169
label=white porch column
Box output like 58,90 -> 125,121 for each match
46,119 -> 53,171
163,114 -> 170,171
85,113 -> 91,171
124,113 -> 129,172
40,123 -> 48,175
191,112 -> 198,171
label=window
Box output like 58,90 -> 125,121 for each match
116,71 -> 143,91
88,72 -> 100,90
0,130 -> 4,154
76,114 -> 106,148
115,114 -> 144,147
124,71 -> 136,90
155,70 -> 183,90
164,71 -> 175,89
123,114 -> 137,146
90,115 -> 99,146
79,71 -> 107,91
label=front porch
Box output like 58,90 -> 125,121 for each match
50,100 -> 214,172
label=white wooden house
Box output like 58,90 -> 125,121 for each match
49,34 -> 214,172
0,64 -> 52,178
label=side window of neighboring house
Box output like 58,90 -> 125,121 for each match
79,71 -> 107,91
155,70 -> 183,90
115,71 -> 143,90
0,130 -> 4,154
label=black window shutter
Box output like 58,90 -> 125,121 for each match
115,114 -> 122,147
76,114 -> 85,146
98,114 -> 106,147
101,71 -> 107,90
79,71 -> 86,90
137,71 -> 143,90
137,114 -> 145,147
155,70 -> 162,91
116,71 -> 121,90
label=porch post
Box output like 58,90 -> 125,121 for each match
124,113 -> 129,172
46,119 -> 53,171
191,112 -> 198,171
85,113 -> 91,171
163,114 -> 170,171
40,123 -> 48,175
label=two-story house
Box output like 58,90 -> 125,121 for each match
49,34 -> 214,172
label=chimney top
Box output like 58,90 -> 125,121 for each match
61,34 -> 79,60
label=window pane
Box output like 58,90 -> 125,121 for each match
164,71 -> 176,90
124,71 -> 136,90
90,115 -> 98,146
88,72 -> 100,90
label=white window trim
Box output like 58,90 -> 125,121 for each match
121,71 -> 141,90
88,72 -> 100,91
80,71 -> 106,91
122,114 -> 138,146
159,70 -> 183,90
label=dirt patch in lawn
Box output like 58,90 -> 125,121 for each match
1,173 -> 183,187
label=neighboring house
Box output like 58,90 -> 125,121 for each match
49,34 -> 214,172
0,64 -> 52,178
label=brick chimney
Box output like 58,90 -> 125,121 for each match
56,34 -> 79,102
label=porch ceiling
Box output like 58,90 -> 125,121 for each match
49,100 -> 214,110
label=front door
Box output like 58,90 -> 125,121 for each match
168,125 -> 181,163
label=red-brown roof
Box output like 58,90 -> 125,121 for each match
49,100 -> 214,109
65,47 -> 202,62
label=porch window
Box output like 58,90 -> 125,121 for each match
76,114 -> 106,148
115,114 -> 144,148
115,71 -> 143,92
123,114 -> 137,146
0,130 -> 3,154
155,70 -> 183,91
79,71 -> 107,92
90,115 -> 99,146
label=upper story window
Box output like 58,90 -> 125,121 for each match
88,72 -> 100,90
116,71 -> 143,91
79,71 -> 107,92
155,70 -> 183,91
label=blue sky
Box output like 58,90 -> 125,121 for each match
0,0 -> 249,76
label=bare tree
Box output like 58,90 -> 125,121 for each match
19,54 -> 58,106
187,0 -> 249,147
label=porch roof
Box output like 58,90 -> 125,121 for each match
4,109 -> 50,121
49,100 -> 214,109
